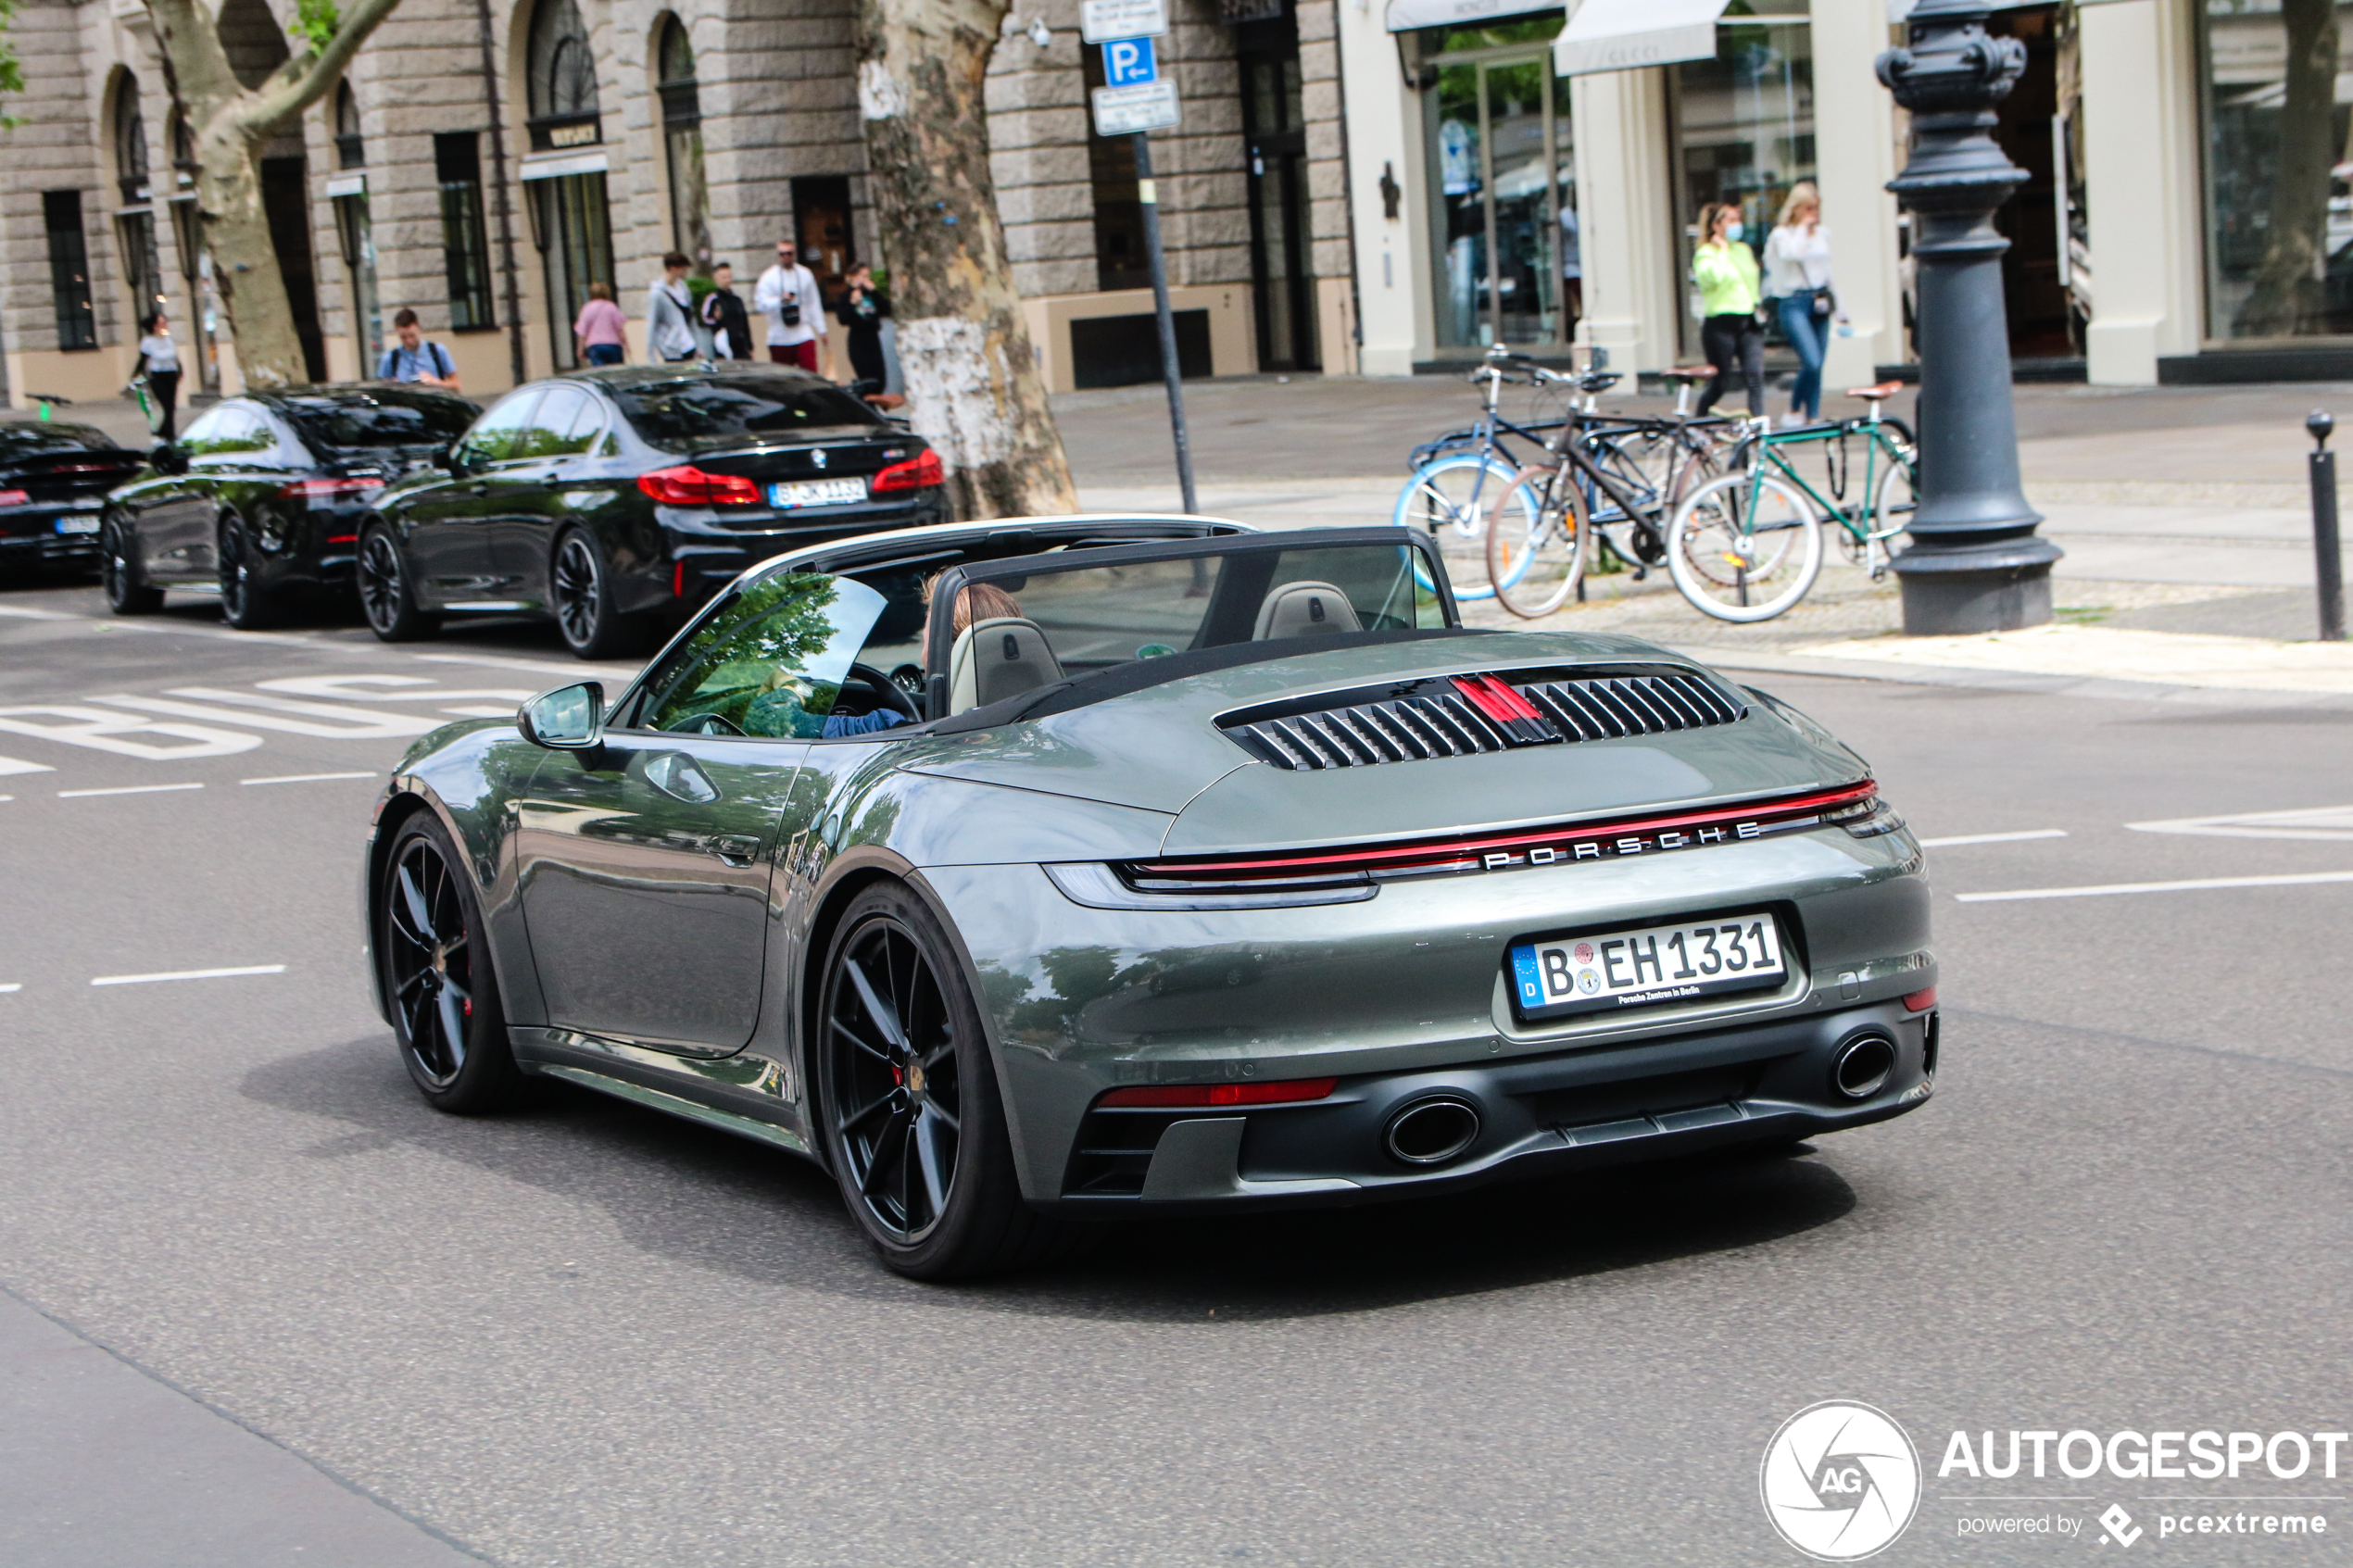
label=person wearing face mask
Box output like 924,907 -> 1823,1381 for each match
1692,201 -> 1765,420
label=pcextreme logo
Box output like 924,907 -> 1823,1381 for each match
1762,1401 -> 1924,1561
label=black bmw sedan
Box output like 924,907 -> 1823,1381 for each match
101,384 -> 479,626
357,367 -> 950,659
0,420 -> 144,580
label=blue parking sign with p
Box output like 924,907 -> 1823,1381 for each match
1103,36 -> 1157,86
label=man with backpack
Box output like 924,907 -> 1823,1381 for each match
376,308 -> 462,392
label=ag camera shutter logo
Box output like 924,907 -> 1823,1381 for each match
1761,1400 -> 1922,1560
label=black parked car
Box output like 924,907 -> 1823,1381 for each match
0,420 -> 145,579
358,367 -> 950,659
101,383 -> 480,626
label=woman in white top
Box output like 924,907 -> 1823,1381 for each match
1763,182 -> 1843,425
136,310 -> 182,442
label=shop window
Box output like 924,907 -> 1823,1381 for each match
2201,0 -> 2353,339
1672,6 -> 1813,355
435,132 -> 497,330
44,192 -> 99,351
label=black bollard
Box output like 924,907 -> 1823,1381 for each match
2310,411 -> 2345,643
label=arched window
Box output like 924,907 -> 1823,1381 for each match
115,76 -> 151,205
656,18 -> 710,267
112,77 -> 161,338
525,0 -> 613,368
528,0 -> 600,146
334,81 -> 365,169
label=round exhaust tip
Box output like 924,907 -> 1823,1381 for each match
1832,1034 -> 1897,1100
1385,1097 -> 1481,1165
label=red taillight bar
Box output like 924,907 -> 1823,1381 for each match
639,465 -> 762,506
872,449 -> 944,493
279,476 -> 385,499
1902,986 -> 1936,1012
1100,1078 -> 1338,1109
1132,781 -> 1879,881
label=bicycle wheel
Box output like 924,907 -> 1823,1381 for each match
1399,451 -> 1530,603
1870,443 -> 1918,557
1667,470 -> 1823,623
1485,466 -> 1588,619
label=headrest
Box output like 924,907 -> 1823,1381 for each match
947,616 -> 1063,714
1252,580 -> 1362,642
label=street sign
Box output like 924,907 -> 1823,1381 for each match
1090,79 -> 1181,137
1102,35 -> 1157,86
1079,0 -> 1167,43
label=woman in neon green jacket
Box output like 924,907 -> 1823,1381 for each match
1692,201 -> 1765,420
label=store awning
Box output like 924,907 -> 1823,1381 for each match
1553,0 -> 1729,75
1384,0 -> 1559,36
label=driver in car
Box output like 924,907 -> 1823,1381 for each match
739,578 -> 1029,740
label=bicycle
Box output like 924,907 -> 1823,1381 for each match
1663,380 -> 1918,623
1393,345 -> 1578,602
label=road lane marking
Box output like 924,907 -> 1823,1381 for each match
0,606 -> 74,620
0,755 -> 55,775
256,674 -> 535,704
0,984 -> 20,993
241,771 -> 378,785
91,964 -> 285,986
1919,829 -> 2068,848
0,705 -> 258,759
417,652 -> 644,679
57,782 -> 204,797
1957,871 -> 2353,903
88,690 -> 441,739
2127,804 -> 2353,842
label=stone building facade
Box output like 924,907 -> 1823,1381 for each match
1,0 -> 1357,410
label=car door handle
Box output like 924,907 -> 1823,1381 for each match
702,834 -> 762,867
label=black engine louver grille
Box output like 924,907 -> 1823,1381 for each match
1222,670 -> 1746,772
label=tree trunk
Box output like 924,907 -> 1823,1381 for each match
2235,0 -> 2338,338
855,0 -> 1077,519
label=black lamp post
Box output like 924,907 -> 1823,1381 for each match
1877,0 -> 2060,633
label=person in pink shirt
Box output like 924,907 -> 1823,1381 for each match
573,282 -> 628,367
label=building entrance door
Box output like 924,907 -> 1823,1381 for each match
1987,5 -> 2071,360
1239,8 -> 1318,371
260,155 -> 328,382
533,171 -> 614,371
1424,44 -> 1575,354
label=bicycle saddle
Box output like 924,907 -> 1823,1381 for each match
1844,381 -> 1905,401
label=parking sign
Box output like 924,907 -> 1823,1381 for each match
1102,35 -> 1157,86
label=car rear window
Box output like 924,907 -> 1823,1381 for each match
280,393 -> 478,452
0,422 -> 119,458
611,376 -> 881,449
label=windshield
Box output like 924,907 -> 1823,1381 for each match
280,393 -> 478,452
612,376 -> 881,450
637,572 -> 890,736
0,423 -> 118,458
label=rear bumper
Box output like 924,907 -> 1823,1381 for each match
0,510 -> 102,567
660,492 -> 952,603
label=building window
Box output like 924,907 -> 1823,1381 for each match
1672,5 -> 1813,355
2201,0 -> 2353,340
44,192 -> 99,351
656,18 -> 711,268
435,132 -> 496,330
335,81 -> 366,170
114,78 -> 162,333
527,0 -> 601,150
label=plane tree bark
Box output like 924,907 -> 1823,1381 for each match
854,0 -> 1077,519
146,0 -> 404,389
2235,0 -> 2337,338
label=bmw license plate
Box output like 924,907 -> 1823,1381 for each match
769,478 -> 867,509
1510,912 -> 1786,1021
54,514 -> 100,534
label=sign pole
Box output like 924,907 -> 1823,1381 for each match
1130,132 -> 1197,514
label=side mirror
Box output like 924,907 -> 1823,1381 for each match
518,681 -> 604,749
150,442 -> 187,474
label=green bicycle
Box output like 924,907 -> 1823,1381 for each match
1666,381 -> 1918,623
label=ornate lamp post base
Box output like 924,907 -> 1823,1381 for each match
1894,542 -> 2060,635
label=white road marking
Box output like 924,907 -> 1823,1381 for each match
0,984 -> 20,994
2127,804 -> 2353,843
91,964 -> 285,986
0,606 -> 74,620
257,674 -> 535,704
0,704 -> 259,759
241,771 -> 378,785
439,705 -> 521,718
88,690 -> 442,739
417,652 -> 643,680
1919,829 -> 2069,848
57,782 -> 204,798
0,755 -> 56,775
1957,871 -> 2353,903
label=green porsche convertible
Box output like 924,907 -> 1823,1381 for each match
363,517 -> 1934,1279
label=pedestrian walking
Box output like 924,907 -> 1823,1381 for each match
574,281 -> 629,367
701,261 -> 753,361
646,254 -> 698,363
755,238 -> 827,374
1692,202 -> 1764,420
1764,181 -> 1844,426
835,263 -> 890,389
377,307 -> 462,392
135,309 -> 182,442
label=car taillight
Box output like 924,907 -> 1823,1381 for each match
0,490 -> 29,507
279,476 -> 385,500
638,465 -> 761,506
1099,1078 -> 1337,1108
871,449 -> 944,493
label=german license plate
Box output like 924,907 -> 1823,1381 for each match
1510,911 -> 1786,1021
54,515 -> 100,534
769,478 -> 866,509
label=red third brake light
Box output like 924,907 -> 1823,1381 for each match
871,449 -> 944,493
638,464 -> 761,506
1100,1078 -> 1338,1109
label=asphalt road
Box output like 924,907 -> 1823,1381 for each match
2,578 -> 2349,1567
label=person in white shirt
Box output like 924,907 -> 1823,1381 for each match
645,253 -> 699,363
135,309 -> 182,441
1763,181 -> 1844,426
754,238 -> 827,374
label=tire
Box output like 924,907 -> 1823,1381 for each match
815,882 -> 1088,1281
377,813 -> 524,1112
1484,466 -> 1588,619
99,513 -> 163,614
1666,470 -> 1824,623
1394,452 -> 1530,604
359,523 -> 439,642
1869,443 -> 1918,572
550,529 -> 645,660
218,514 -> 277,630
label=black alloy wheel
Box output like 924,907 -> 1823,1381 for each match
100,514 -> 162,614
359,523 -> 437,641
379,815 -> 521,1110
817,883 -> 1088,1279
218,514 -> 274,629
550,529 -> 634,660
